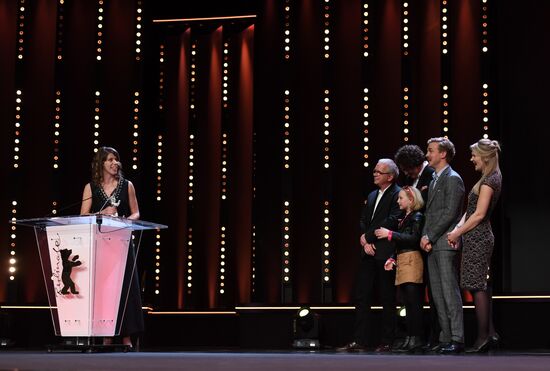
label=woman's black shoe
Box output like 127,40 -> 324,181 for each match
465,338 -> 490,353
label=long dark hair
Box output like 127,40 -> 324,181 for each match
91,146 -> 122,185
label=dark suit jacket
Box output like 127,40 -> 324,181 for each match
360,182 -> 402,260
388,211 -> 424,254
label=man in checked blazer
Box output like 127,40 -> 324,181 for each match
339,159 -> 402,352
420,137 -> 466,354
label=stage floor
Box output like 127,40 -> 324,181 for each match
1,349 -> 549,370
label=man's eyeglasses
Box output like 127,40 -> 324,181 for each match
372,170 -> 390,175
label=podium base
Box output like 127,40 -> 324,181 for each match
47,339 -> 133,353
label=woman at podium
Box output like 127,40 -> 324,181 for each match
80,146 -> 144,350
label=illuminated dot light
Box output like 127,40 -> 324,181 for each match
51,200 -> 58,216
402,2 -> 409,56
323,90 -> 331,169
131,91 -> 140,170
283,0 -> 290,60
402,86 -> 410,142
283,90 -> 291,169
96,0 -> 104,62
16,0 -> 26,60
362,1 -> 369,58
481,0 -> 489,53
363,87 -> 370,168
93,91 -> 101,152
482,83 -> 489,138
135,1 -> 143,60
218,226 -> 227,295
282,201 -> 291,283
323,0 -> 331,59
186,228 -> 193,294
322,201 -> 331,283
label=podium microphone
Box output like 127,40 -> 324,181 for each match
45,196 -> 92,218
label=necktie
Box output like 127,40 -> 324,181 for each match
431,172 -> 439,188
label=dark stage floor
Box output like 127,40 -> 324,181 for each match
0,349 -> 549,370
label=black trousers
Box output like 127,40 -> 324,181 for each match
399,283 -> 424,337
353,256 -> 396,346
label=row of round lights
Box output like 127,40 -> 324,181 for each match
135,1 -> 143,61
282,201 -> 291,283
96,0 -> 104,61
131,92 -> 140,170
402,2 -> 409,55
362,2 -> 369,58
441,0 -> 449,55
218,226 -> 226,294
322,90 -> 330,169
482,83 -> 489,138
323,0 -> 331,59
363,87 -> 370,168
481,0 -> 488,53
10,0 -> 26,282
322,201 -> 331,282
283,0 -> 291,60
186,43 -> 197,295
403,86 -> 410,142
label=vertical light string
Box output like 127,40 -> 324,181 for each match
481,0 -> 490,138
218,39 -> 230,297
362,1 -> 370,169
51,0 -> 66,216
186,41 -> 197,296
131,1 -> 144,171
283,0 -> 291,60
402,1 -> 411,143
441,0 -> 450,136
321,94 -> 333,298
322,0 -> 331,59
282,88 -> 292,300
10,0 -> 27,282
93,0 -> 105,153
154,43 -> 166,296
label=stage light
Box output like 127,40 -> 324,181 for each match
398,306 -> 407,317
292,306 -> 320,349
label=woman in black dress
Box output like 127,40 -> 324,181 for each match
80,146 -> 144,349
447,139 -> 502,353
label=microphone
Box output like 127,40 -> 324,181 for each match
45,196 -> 93,218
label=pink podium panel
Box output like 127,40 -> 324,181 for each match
14,215 -> 167,338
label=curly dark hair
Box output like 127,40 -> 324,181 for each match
394,144 -> 426,171
91,146 -> 122,185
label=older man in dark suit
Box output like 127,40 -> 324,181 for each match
339,159 -> 402,352
421,137 -> 465,354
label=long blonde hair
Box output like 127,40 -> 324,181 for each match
471,139 -> 501,194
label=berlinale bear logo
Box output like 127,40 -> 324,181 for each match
59,249 -> 82,295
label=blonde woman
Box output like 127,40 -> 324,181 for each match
447,139 -> 502,353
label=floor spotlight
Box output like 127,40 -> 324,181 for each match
398,305 -> 407,318
292,306 -> 320,349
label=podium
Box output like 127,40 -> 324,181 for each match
12,215 -> 167,351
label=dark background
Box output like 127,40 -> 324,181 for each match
0,0 -> 548,309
